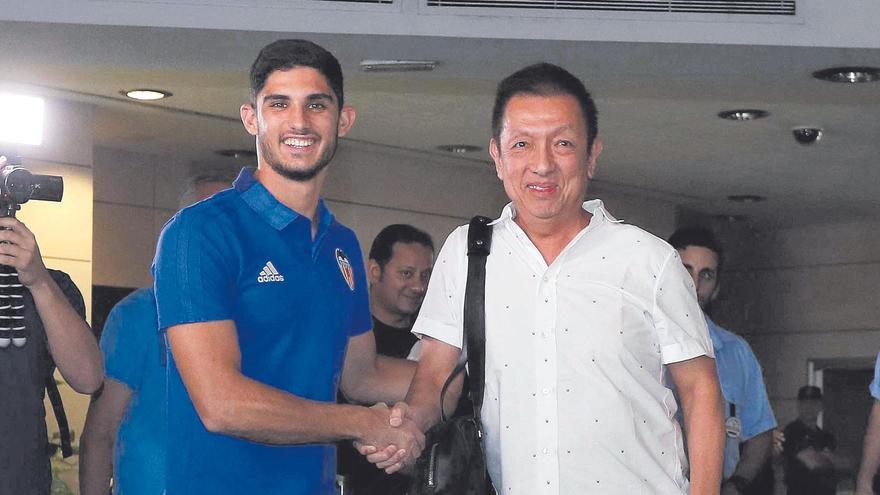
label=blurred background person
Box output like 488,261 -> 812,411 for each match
79,174 -> 231,495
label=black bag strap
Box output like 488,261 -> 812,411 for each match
439,215 -> 492,424
45,375 -> 74,458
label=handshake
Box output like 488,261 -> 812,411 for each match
354,402 -> 425,474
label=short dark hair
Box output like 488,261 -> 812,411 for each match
369,224 -> 434,269
491,63 -> 599,153
249,39 -> 344,108
668,226 -> 724,268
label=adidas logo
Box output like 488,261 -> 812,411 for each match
257,261 -> 285,283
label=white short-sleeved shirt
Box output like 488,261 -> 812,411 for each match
413,200 -> 714,495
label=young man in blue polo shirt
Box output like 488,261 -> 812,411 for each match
669,227 -> 777,495
151,39 -> 423,494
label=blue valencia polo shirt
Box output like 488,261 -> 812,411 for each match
100,287 -> 166,495
706,317 -> 777,480
153,168 -> 372,495
870,352 -> 880,400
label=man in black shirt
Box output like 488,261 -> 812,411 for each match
338,224 -> 433,493
783,386 -> 840,495
0,153 -> 103,494
367,224 -> 434,359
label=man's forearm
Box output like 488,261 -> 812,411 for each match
732,430 -> 773,482
670,356 -> 724,495
345,355 -> 416,405
856,401 -> 880,493
197,371 -> 376,444
30,277 -> 102,392
79,431 -> 114,495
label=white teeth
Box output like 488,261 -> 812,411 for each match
528,185 -> 553,191
283,138 -> 314,148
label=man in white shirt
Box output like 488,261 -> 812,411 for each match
367,63 -> 724,494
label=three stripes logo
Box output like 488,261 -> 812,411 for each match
257,261 -> 285,283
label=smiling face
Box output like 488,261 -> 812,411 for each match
240,66 -> 354,183
369,241 -> 434,326
489,93 -> 602,231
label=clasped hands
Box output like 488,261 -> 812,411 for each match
354,402 -> 424,474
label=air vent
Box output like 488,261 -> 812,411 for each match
425,0 -> 795,15
318,0 -> 392,3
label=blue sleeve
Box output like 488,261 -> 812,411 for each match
152,210 -> 236,331
870,352 -> 880,400
100,288 -> 157,390
736,341 -> 777,440
345,233 -> 372,337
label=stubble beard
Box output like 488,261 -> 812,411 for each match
261,136 -> 338,183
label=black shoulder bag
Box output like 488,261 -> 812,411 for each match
409,215 -> 493,495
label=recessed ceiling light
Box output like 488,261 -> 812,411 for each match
727,194 -> 766,203
436,144 -> 481,154
812,66 -> 880,83
215,149 -> 256,159
717,109 -> 769,121
121,89 -> 172,101
359,60 -> 438,72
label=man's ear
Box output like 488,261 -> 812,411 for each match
337,105 -> 356,138
240,103 -> 258,137
489,138 -> 503,181
586,136 -> 603,179
367,259 -> 382,285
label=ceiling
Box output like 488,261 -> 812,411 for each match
1,20 -> 879,228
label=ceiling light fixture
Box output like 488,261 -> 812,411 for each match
727,194 -> 766,203
812,66 -> 880,83
717,109 -> 769,121
359,60 -> 439,72
122,89 -> 172,101
436,144 -> 481,154
215,149 -> 256,159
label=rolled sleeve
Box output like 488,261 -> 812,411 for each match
653,250 -> 714,365
412,226 -> 467,350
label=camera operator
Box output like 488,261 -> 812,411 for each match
0,154 -> 103,495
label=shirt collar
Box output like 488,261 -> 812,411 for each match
233,167 -> 334,231
493,199 -> 623,227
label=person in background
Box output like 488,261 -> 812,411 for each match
79,174 -> 232,495
337,224 -> 434,494
668,227 -> 777,495
0,154 -> 103,495
782,385 -> 841,495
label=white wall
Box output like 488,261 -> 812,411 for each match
712,219 -> 880,424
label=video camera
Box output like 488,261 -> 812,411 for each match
0,151 -> 64,348
0,152 -> 63,218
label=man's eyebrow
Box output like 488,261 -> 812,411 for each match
263,94 -> 290,102
307,93 -> 334,102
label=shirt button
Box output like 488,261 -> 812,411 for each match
542,388 -> 550,395
542,448 -> 550,454
542,276 -> 549,282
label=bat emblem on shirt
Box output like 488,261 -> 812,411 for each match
335,248 -> 355,291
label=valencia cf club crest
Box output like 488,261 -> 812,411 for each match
335,248 -> 355,291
